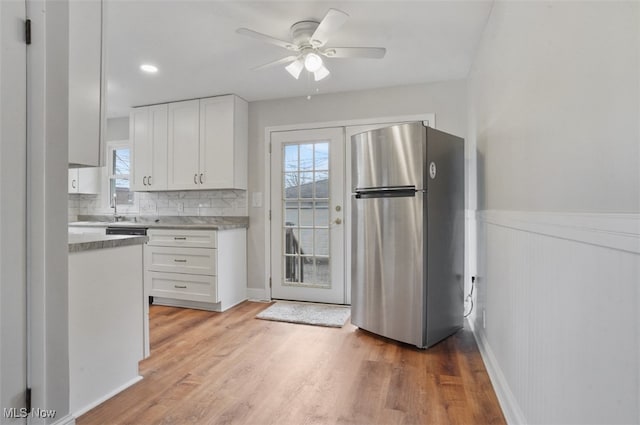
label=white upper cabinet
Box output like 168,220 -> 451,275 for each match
132,95 -> 247,192
68,168 -> 101,194
167,100 -> 201,190
131,104 -> 168,191
167,95 -> 248,191
68,0 -> 105,167
199,96 -> 248,190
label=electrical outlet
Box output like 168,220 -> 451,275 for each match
482,309 -> 486,329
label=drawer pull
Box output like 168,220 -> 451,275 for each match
174,284 -> 187,289
174,237 -> 187,240
174,259 -> 187,263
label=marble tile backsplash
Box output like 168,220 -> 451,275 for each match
69,190 -> 247,222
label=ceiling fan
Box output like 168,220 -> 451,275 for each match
236,9 -> 386,81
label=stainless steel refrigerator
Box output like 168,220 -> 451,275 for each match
351,122 -> 464,348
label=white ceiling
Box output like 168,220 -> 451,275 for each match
105,1 -> 493,117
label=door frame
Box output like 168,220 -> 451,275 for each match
262,113 -> 436,303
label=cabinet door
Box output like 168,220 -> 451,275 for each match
199,96 -> 234,189
131,107 -> 150,191
131,105 -> 168,191
68,0 -> 103,166
77,167 -> 101,194
148,104 -> 168,190
199,96 -> 248,190
68,169 -> 79,193
167,100 -> 200,190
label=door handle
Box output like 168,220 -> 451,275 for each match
199,173 -> 204,184
174,259 -> 187,263
148,175 -> 152,186
143,176 -> 147,186
194,173 -> 198,184
174,284 -> 187,289
333,218 -> 342,225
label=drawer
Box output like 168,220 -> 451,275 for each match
146,246 -> 216,275
148,272 -> 218,303
147,229 -> 216,248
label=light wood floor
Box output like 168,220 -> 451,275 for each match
78,301 -> 505,425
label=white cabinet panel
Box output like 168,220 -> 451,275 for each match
167,100 -> 200,190
68,0 -> 104,166
146,246 -> 217,275
147,228 -> 216,248
69,168 -> 101,194
199,95 -> 247,190
131,104 -> 168,191
149,272 -> 218,303
144,228 -> 246,312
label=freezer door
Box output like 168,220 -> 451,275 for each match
351,122 -> 425,191
351,191 -> 424,347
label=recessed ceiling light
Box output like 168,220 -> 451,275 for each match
140,64 -> 158,74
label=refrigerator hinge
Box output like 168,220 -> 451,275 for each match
25,19 -> 32,45
25,387 -> 32,412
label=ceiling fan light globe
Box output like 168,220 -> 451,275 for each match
304,52 -> 323,72
314,64 -> 330,81
285,59 -> 304,79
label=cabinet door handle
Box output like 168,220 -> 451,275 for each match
194,173 -> 198,184
148,175 -> 152,186
174,284 -> 187,289
143,176 -> 147,186
174,237 -> 187,240
199,173 -> 204,184
174,259 -> 187,263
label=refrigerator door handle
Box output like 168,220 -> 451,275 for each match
354,186 -> 417,199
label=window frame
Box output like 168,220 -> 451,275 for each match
102,139 -> 138,214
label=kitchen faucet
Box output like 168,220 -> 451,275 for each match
112,193 -> 121,222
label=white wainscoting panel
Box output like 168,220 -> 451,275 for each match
472,210 -> 640,425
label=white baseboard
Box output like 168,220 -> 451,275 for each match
51,414 -> 75,425
247,287 -> 270,302
72,375 -> 143,419
467,319 -> 526,425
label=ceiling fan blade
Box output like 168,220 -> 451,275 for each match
310,9 -> 349,47
251,55 -> 299,71
322,47 -> 386,59
236,28 -> 298,51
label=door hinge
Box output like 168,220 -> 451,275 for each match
269,277 -> 272,288
269,142 -> 272,154
25,387 -> 31,412
25,19 -> 32,45
268,210 -> 271,220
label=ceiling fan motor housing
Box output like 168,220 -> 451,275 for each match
290,20 -> 321,47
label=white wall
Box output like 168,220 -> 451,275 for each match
468,1 -> 640,424
28,0 -> 72,422
247,80 -> 467,294
0,0 -> 28,417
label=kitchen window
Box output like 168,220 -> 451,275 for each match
105,140 -> 137,211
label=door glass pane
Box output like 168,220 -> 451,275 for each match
314,143 -> 329,170
284,201 -> 299,227
314,258 -> 330,287
284,173 -> 299,198
281,141 -> 331,288
314,202 -> 329,227
284,145 -> 298,171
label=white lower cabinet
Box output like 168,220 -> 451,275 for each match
145,228 -> 246,312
